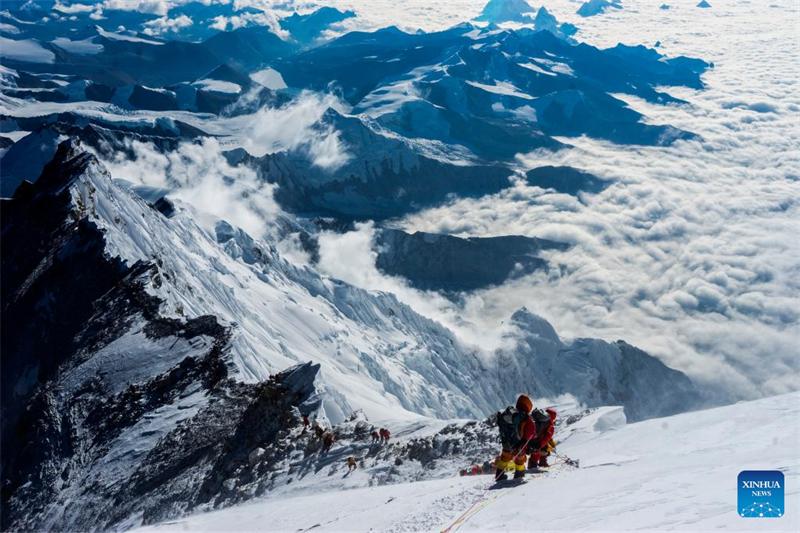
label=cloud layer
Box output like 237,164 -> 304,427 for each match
100,137 -> 281,240
315,222 -> 520,353
32,0 -> 798,403
229,90 -> 351,169
388,0 -> 800,400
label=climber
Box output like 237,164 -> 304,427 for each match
302,414 -> 310,429
494,394 -> 537,481
539,439 -> 558,467
371,430 -> 380,443
528,408 -> 557,470
380,428 -> 391,442
347,456 -> 357,472
314,425 -> 325,439
323,432 -> 335,452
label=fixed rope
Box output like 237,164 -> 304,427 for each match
551,450 -> 579,468
439,436 -> 533,533
446,488 -> 514,533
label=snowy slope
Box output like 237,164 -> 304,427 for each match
44,139 -> 699,425
498,309 -> 702,422
138,392 -> 800,532
52,140 -> 506,424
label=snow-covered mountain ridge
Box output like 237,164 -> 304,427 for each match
1,141 -> 704,530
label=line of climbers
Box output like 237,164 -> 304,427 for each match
299,395 -> 557,482
301,413 -> 336,452
371,428 -> 391,443
301,412 -> 392,454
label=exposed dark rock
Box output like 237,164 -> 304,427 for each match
525,165 -> 610,196
128,85 -> 180,111
0,135 -> 14,149
375,229 -> 568,291
244,109 -> 514,220
0,140 -> 323,531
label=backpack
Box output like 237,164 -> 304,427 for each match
497,406 -> 526,448
531,408 -> 551,443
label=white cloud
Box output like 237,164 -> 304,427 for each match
232,90 -> 352,170
101,0 -> 172,16
292,0 -> 794,403
53,1 -> 94,14
396,120 -> 798,403
142,14 -> 193,35
5,0 -> 796,405
315,222 -> 519,353
202,0 -> 797,402
208,10 -> 289,39
92,90 -> 355,240
99,138 -> 281,241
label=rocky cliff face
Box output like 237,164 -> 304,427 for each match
0,142 -> 315,531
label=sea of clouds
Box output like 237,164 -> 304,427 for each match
297,0 -> 800,400
42,0 -> 798,402
384,0 -> 800,399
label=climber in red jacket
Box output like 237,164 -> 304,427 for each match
528,408 -> 557,469
495,394 -> 538,481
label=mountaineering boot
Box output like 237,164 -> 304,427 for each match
538,456 -> 549,468
513,469 -> 525,481
495,470 -> 508,482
